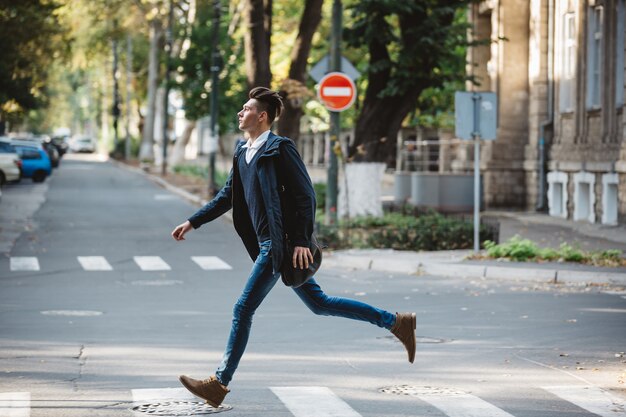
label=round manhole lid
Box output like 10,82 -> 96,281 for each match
132,401 -> 232,415
380,385 -> 467,397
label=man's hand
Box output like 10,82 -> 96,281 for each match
292,246 -> 314,269
171,221 -> 193,241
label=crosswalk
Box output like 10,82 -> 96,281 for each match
0,385 -> 624,417
6,256 -> 233,272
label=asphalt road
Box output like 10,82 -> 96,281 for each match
1,154 -> 625,417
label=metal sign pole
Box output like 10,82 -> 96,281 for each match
472,93 -> 481,253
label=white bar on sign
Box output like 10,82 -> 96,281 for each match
417,393 -> 516,417
10,257 -> 40,271
0,392 -> 31,417
542,386 -> 626,417
78,256 -> 113,271
271,387 -> 362,417
322,87 -> 351,97
133,256 -> 171,271
191,256 -> 232,270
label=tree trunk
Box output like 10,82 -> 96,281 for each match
349,4 -> 455,167
276,0 -> 323,141
244,0 -> 272,88
168,119 -> 197,168
139,19 -> 162,161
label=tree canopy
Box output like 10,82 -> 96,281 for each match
0,0 -> 472,165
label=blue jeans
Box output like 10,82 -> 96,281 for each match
215,240 -> 396,385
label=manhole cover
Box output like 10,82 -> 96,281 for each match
132,401 -> 232,415
380,385 -> 467,397
377,335 -> 449,344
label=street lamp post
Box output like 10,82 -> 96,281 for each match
162,0 -> 173,176
325,0 -> 342,225
208,0 -> 221,197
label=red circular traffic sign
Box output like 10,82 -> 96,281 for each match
317,72 -> 356,112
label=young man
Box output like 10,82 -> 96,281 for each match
171,87 -> 416,407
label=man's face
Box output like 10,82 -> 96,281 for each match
237,99 -> 266,132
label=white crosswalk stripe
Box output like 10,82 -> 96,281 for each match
131,387 -> 232,415
9,257 -> 39,272
415,392 -> 515,417
4,385 -> 626,416
77,256 -> 113,271
271,386 -> 362,417
542,385 -> 626,417
133,256 -> 171,271
7,255 -> 234,272
0,392 -> 30,417
191,256 -> 233,270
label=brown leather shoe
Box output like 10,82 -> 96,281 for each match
390,312 -> 416,363
179,375 -> 230,407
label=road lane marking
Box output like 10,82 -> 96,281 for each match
271,386 -> 362,417
191,256 -> 233,270
133,256 -> 171,271
542,385 -> 626,417
416,392 -> 516,417
77,256 -> 113,271
41,310 -> 103,317
0,392 -> 30,417
10,257 -> 39,271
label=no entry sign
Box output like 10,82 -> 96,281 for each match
317,72 -> 356,112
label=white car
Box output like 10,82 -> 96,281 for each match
0,139 -> 22,185
69,136 -> 96,153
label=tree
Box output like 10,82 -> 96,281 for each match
244,0 -> 272,88
276,0 -> 323,141
345,1 -> 471,166
0,0 -> 68,133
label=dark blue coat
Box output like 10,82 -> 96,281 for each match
188,132 -> 316,273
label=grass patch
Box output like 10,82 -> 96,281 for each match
478,235 -> 626,267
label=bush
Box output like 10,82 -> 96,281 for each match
313,182 -> 326,210
481,235 -> 625,266
317,212 -> 496,251
172,164 -> 228,189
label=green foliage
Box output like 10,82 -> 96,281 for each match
313,182 -> 326,210
173,0 -> 247,133
344,1 -> 471,100
317,212 -> 496,251
482,235 -> 625,266
0,0 -> 69,118
172,163 -> 228,189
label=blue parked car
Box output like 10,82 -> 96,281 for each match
13,144 -> 52,183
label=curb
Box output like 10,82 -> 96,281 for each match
324,252 -> 626,285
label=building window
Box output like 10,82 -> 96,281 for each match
548,171 -> 569,218
586,6 -> 603,109
617,0 -> 625,108
560,13 -> 577,112
573,171 -> 596,223
602,173 -> 619,225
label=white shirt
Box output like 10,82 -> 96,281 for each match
242,130 -> 271,164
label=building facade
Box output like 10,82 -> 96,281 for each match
468,0 -> 626,225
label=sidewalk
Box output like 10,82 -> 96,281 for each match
123,159 -> 626,286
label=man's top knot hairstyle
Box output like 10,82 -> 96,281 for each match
249,87 -> 283,124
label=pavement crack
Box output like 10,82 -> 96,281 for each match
70,344 -> 86,391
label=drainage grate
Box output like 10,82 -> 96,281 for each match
131,401 -> 232,415
380,385 -> 467,397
